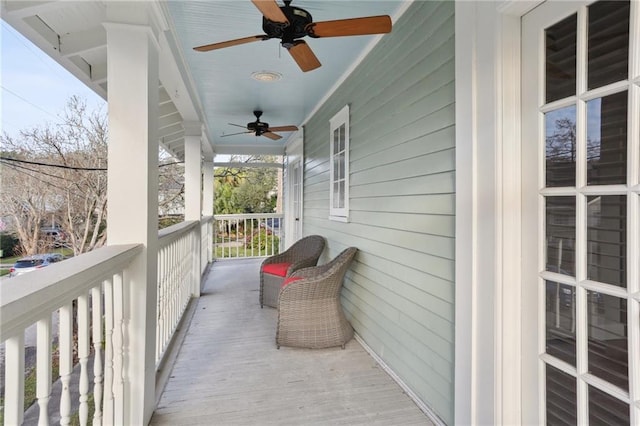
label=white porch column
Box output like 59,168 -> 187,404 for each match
203,161 -> 214,217
183,122 -> 202,296
105,20 -> 159,425
203,160 -> 214,264
183,122 -> 202,221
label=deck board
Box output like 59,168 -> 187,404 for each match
151,259 -> 432,425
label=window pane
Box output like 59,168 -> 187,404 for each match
333,129 -> 340,154
546,364 -> 577,425
545,14 -> 577,103
587,0 -> 629,90
338,153 -> 345,182
587,195 -> 626,287
338,181 -> 345,208
333,182 -> 340,208
339,124 -> 345,152
546,106 -> 576,187
588,293 -> 628,390
545,281 -> 576,366
588,385 -> 629,425
546,197 -> 576,276
586,92 -> 628,185
333,156 -> 340,181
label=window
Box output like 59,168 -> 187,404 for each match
329,105 -> 349,221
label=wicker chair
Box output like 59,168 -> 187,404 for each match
276,247 -> 358,349
259,235 -> 325,308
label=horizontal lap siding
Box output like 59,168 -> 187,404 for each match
302,2 -> 454,424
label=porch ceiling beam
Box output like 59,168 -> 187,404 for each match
158,114 -> 181,130
60,27 -> 106,57
23,15 -> 59,50
2,1 -> 62,19
161,133 -> 184,145
158,88 -> 172,105
90,61 -> 107,84
68,55 -> 91,80
158,122 -> 183,137
213,144 -> 285,156
159,102 -> 179,118
214,162 -> 283,169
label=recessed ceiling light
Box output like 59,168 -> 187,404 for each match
251,71 -> 282,82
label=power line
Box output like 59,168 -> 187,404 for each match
0,156 -> 183,171
1,86 -> 61,121
0,156 -> 105,171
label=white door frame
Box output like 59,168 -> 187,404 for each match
455,1 -> 544,425
284,130 -> 304,249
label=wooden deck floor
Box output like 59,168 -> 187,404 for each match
150,258 -> 432,425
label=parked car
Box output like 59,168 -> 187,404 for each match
41,227 -> 68,247
9,253 -> 64,277
260,217 -> 281,234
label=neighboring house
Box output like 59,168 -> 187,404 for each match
1,1 -> 637,425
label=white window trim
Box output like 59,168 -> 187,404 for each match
329,104 -> 350,222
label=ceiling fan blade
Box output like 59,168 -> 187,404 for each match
251,0 -> 289,24
287,41 -> 321,72
307,16 -> 392,38
228,123 -> 247,129
193,35 -> 267,52
268,125 -> 298,132
221,131 -> 253,137
262,132 -> 282,140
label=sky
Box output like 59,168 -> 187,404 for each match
1,21 -> 106,140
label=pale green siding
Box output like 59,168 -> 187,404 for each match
301,1 -> 455,424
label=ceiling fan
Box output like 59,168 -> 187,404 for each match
193,0 -> 392,72
222,110 -> 298,140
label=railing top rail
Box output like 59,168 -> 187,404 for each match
0,243 -> 142,341
214,213 -> 284,220
158,219 -> 199,239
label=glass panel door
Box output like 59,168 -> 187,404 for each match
523,1 -> 639,423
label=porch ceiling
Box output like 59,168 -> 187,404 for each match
1,1 -> 404,160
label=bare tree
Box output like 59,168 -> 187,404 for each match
0,96 -> 108,255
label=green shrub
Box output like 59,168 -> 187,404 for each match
0,232 -> 19,258
246,230 -> 279,255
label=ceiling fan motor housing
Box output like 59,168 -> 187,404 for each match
248,121 -> 270,135
262,5 -> 312,46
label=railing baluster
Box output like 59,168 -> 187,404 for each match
77,292 -> 90,425
91,286 -> 104,426
37,316 -> 52,426
103,277 -> 115,425
112,272 -> 125,424
4,334 -> 25,425
59,303 -> 73,425
1,245 -> 140,426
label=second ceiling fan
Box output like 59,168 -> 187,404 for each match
222,110 -> 298,140
193,0 -> 392,72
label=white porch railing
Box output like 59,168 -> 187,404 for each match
0,244 -> 142,426
201,216 -> 213,273
156,219 -> 208,365
0,217 -> 214,425
214,213 -> 283,259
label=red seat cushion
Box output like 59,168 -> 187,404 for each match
262,262 -> 291,277
282,276 -> 303,287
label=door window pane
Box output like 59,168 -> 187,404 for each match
546,106 -> 577,187
546,365 -> 577,425
586,92 -> 628,185
587,195 -> 626,287
588,293 -> 628,390
546,281 -> 576,366
587,1 -> 630,90
545,14 -> 577,102
588,385 -> 629,425
546,197 -> 576,276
